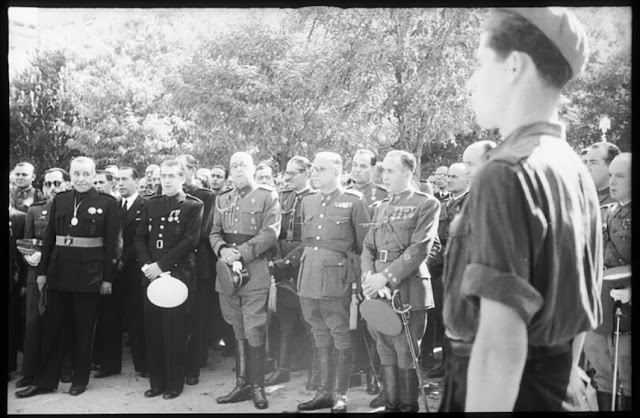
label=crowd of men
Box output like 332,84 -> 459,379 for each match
8,7 -> 631,412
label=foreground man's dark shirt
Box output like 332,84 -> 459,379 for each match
443,122 -> 603,346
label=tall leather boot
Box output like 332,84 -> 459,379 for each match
298,347 -> 334,411
248,344 -> 268,410
216,339 -> 251,404
306,346 -> 319,391
331,348 -> 352,413
265,328 -> 291,386
596,391 -> 612,411
426,345 -> 445,379
398,368 -> 420,412
369,390 -> 385,408
366,342 -> 381,395
381,365 -> 399,412
621,396 -> 632,411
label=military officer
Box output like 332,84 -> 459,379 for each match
9,187 -> 27,378
144,164 -> 160,197
296,152 -> 371,413
15,168 -> 70,388
584,142 -> 620,208
440,8 -> 600,411
93,167 -> 149,379
264,156 -> 317,387
176,154 -> 217,386
11,162 -> 45,213
361,150 -> 440,412
209,152 -> 281,410
16,156 -> 122,398
348,149 -> 388,209
134,159 -> 203,400
432,166 -> 451,202
583,152 -> 632,411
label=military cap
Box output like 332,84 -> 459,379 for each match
500,7 -> 589,79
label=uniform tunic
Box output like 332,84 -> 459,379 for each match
361,187 -> 440,368
20,200 -> 51,378
440,122 -> 602,411
209,184 -> 281,347
135,192 -> 203,393
298,187 -> 370,349
584,201 -> 632,394
9,207 -> 27,372
34,188 -> 122,389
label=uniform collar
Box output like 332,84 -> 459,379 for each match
616,201 -> 631,216
388,186 -> 413,201
354,180 -> 373,192
321,186 -> 342,201
450,189 -> 470,202
236,183 -> 256,198
165,190 -> 186,203
295,185 -> 312,196
598,188 -> 612,204
501,122 -> 563,147
16,185 -> 33,193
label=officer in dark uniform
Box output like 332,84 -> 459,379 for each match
583,153 -> 632,411
15,168 -> 70,388
209,152 -> 281,410
432,166 -> 451,202
16,156 -> 122,398
264,156 -> 316,387
584,141 -> 620,210
92,167 -> 149,378
176,154 -> 217,386
297,152 -> 371,413
361,150 -> 440,412
440,8 -> 600,411
9,188 -> 27,378
11,162 -> 45,213
135,159 -> 203,400
423,163 -> 470,379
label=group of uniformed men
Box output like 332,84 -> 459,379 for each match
8,7 -> 631,413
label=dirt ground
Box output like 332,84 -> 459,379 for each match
7,345 -> 444,414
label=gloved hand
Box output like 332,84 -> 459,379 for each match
25,251 -> 42,267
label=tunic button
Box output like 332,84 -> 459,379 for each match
236,207 -> 240,210
320,214 -> 324,218
316,236 -> 320,240
612,228 -> 617,234
233,230 -> 238,233
322,203 -> 326,207
318,225 -> 322,229
314,247 -> 318,251
158,233 -> 163,237
161,217 -> 165,221
160,225 -> 164,229
235,219 -> 238,222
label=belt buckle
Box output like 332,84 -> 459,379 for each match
65,236 -> 73,246
156,240 -> 163,249
379,250 -> 388,262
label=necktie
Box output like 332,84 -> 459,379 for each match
121,199 -> 128,215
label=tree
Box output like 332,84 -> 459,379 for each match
10,49 -> 81,175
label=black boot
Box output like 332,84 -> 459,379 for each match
298,347 -> 334,411
596,390 -> 612,411
331,348 -> 352,413
369,391 -> 385,408
306,346 -> 319,391
248,344 -> 268,410
216,339 -> 251,404
621,395 -> 632,411
398,368 -> 420,412
366,369 -> 380,395
381,365 -> 399,412
265,329 -> 291,386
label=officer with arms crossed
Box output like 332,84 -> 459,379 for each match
209,152 -> 281,410
296,152 -> 371,413
361,150 -> 440,412
16,156 -> 122,398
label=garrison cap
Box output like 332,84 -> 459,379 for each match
500,7 -> 589,79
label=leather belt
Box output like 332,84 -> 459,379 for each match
445,337 -> 572,360
377,249 -> 403,263
56,235 -> 104,248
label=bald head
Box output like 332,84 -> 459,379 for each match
463,140 -> 497,180
446,163 -> 469,196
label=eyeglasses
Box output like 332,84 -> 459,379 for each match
310,166 -> 330,173
44,180 -> 63,188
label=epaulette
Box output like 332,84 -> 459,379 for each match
257,184 -> 277,192
345,189 -> 364,198
218,187 -> 235,196
30,199 -> 47,206
186,194 -> 204,203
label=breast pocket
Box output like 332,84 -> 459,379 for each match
241,204 -> 264,232
327,215 -> 351,238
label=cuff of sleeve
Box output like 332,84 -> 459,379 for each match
461,263 -> 543,326
238,244 -> 254,263
157,259 -> 168,272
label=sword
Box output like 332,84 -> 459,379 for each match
611,301 -> 623,410
391,289 -> 430,412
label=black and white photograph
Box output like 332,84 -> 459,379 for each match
7,4 -> 631,413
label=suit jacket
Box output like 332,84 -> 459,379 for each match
9,207 -> 27,294
118,195 -> 146,286
37,188 -> 122,293
184,183 -> 217,285
135,191 -> 204,290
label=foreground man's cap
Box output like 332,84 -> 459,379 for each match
500,7 -> 589,79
